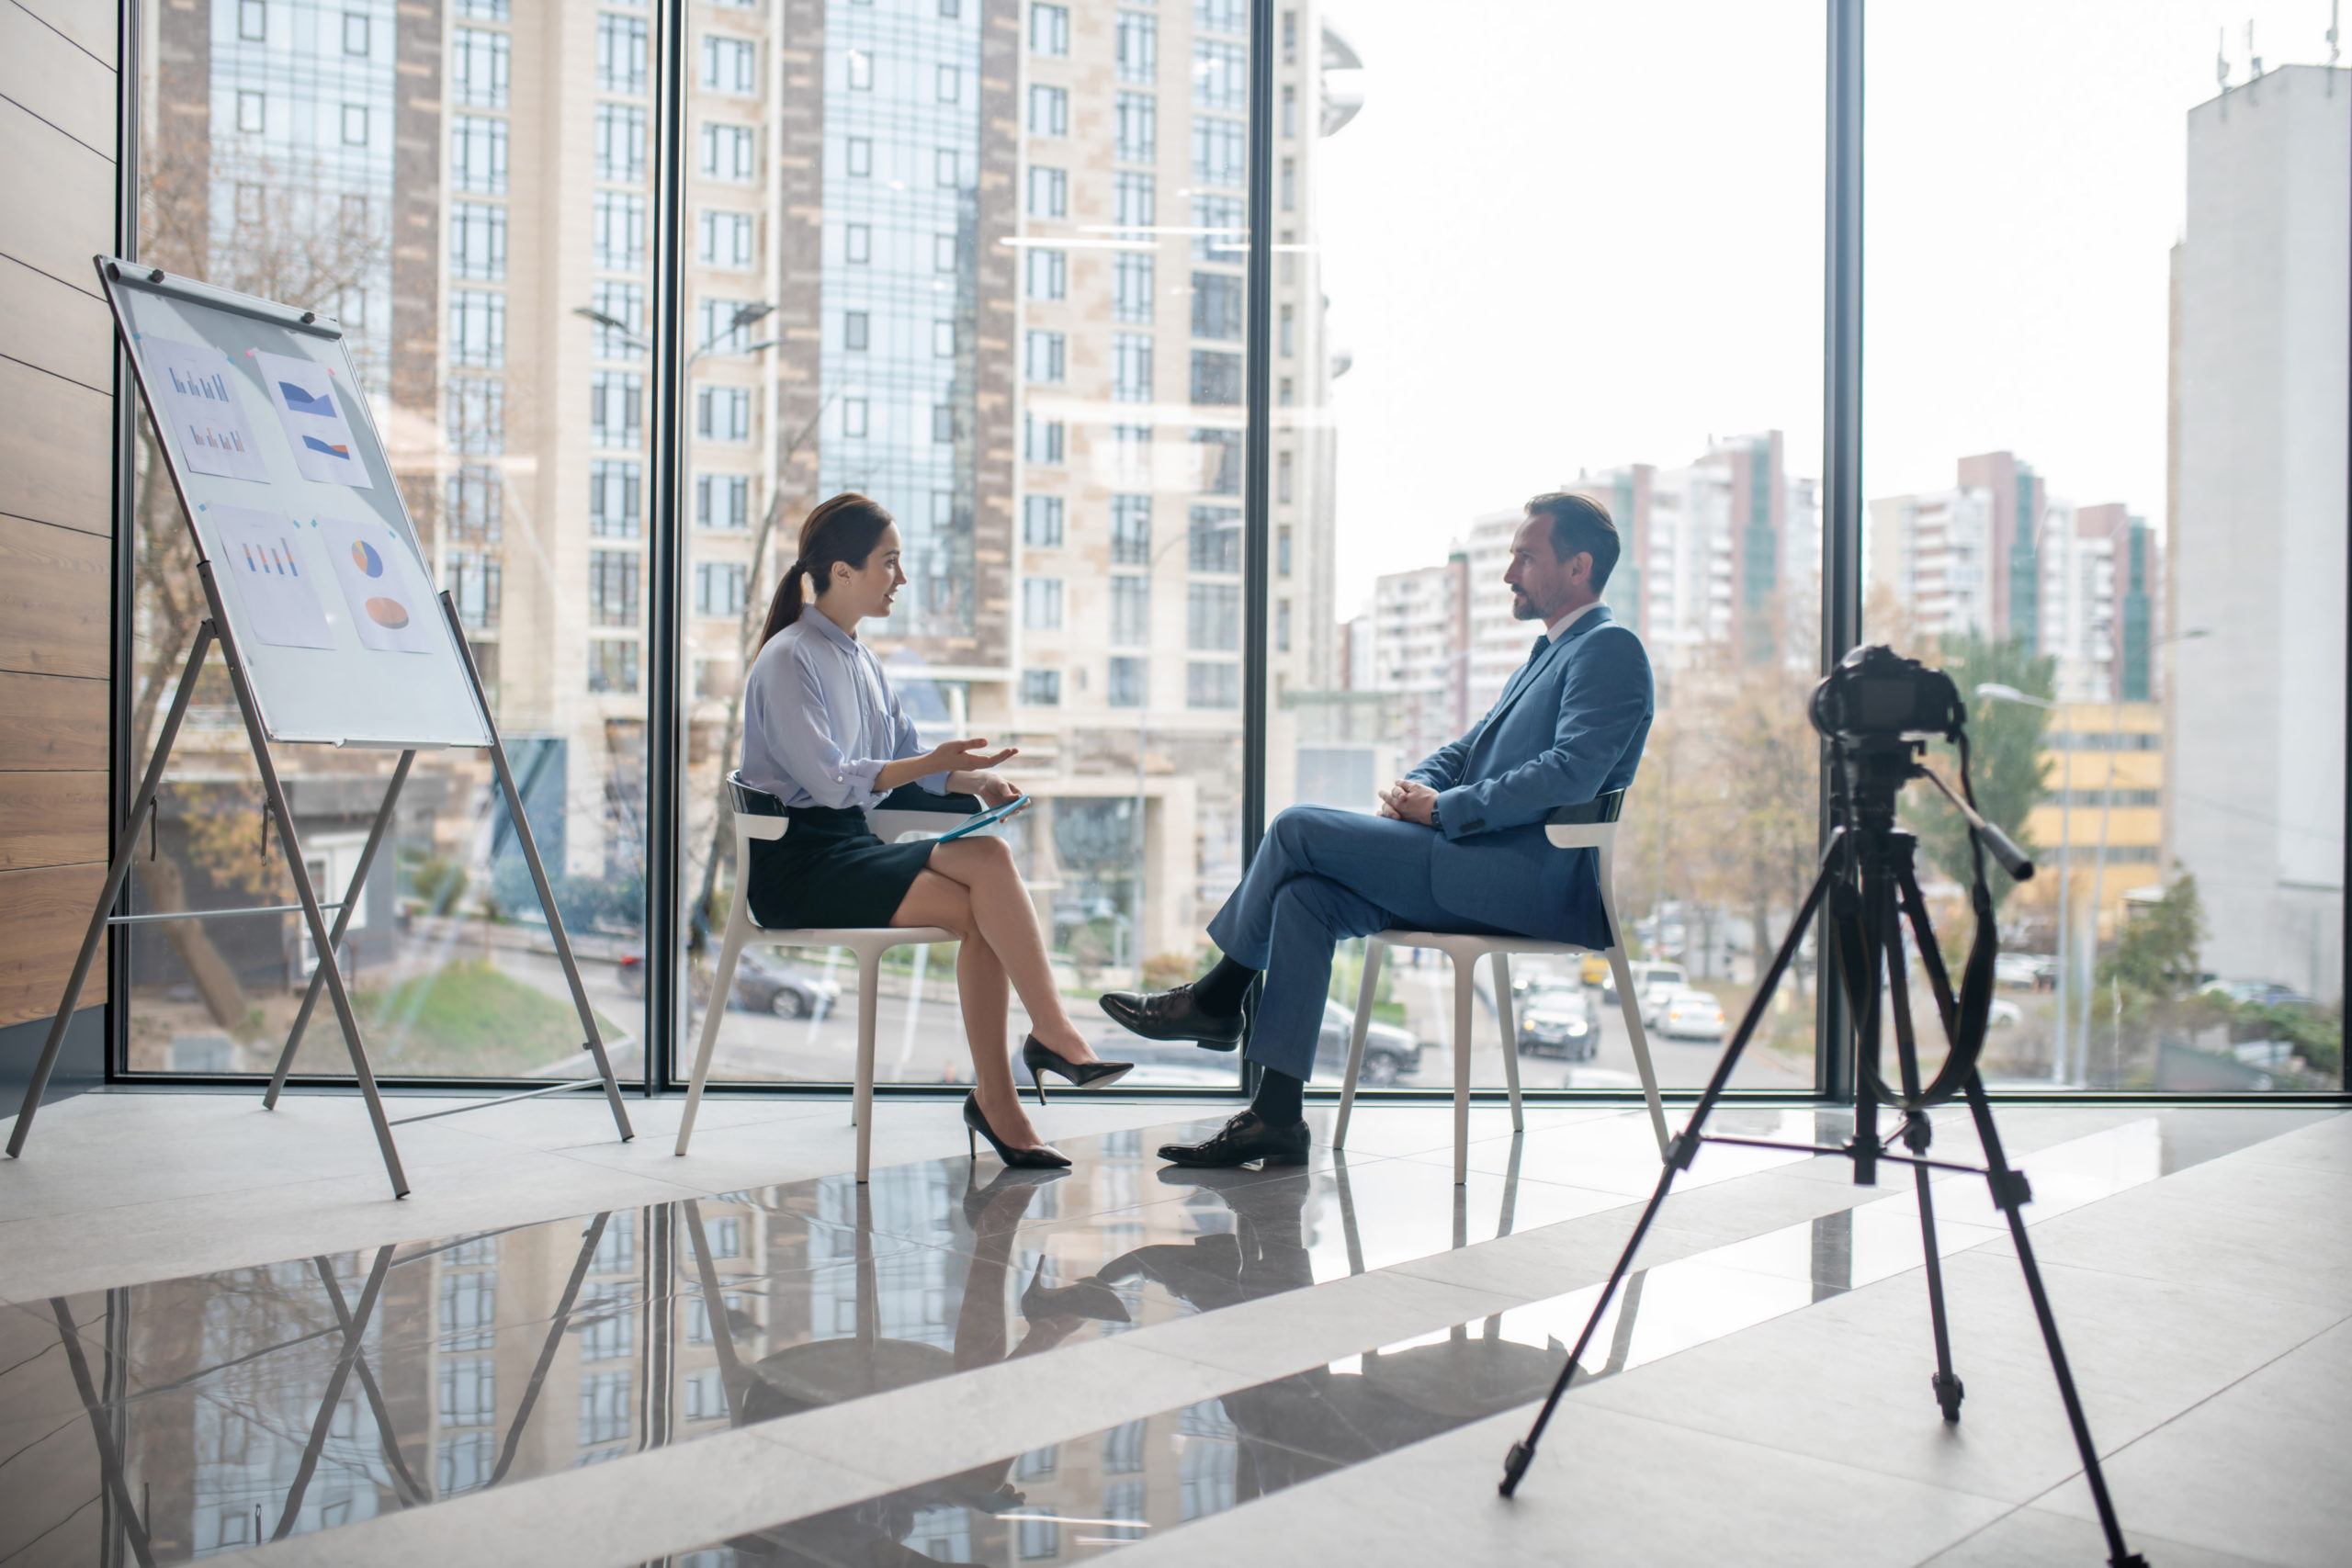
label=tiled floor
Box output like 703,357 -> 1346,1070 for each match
0,1086 -> 2341,1566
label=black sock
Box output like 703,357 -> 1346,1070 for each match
1191,956 -> 1256,1016
1250,1066 -> 1304,1126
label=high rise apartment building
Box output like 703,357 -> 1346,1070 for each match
150,0 -> 1348,965
2167,63 -> 2347,998
1869,456 -> 2157,702
1351,556 -> 1468,768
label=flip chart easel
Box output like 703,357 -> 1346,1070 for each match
4,257 -> 634,1197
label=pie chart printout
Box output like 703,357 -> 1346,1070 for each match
211,503 -> 334,650
322,514 -> 435,654
254,347 -> 372,489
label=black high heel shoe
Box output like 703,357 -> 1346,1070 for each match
1020,1257 -> 1132,1323
964,1090 -> 1072,1169
1020,1034 -> 1136,1106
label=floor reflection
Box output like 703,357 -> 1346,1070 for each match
0,1106 -> 2322,1566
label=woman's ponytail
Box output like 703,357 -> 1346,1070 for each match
758,493 -> 894,649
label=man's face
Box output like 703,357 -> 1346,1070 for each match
1503,513 -> 1591,624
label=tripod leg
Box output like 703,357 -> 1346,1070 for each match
1880,873 -> 1963,1422
1502,842 -> 1842,1498
1960,1070 -> 2146,1568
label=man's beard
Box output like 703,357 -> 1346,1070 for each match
1510,591 -> 1539,621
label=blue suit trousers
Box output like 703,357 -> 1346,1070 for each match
1205,805 -> 1516,1082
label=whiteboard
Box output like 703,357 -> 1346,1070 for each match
98,256 -> 494,750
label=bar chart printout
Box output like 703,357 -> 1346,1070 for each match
144,333 -> 268,482
210,504 -> 334,649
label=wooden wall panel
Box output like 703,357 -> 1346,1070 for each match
0,672 -> 109,770
0,0 -> 113,1058
0,255 -> 113,393
0,2 -> 114,155
0,355 -> 112,534
0,773 -> 107,870
0,515 -> 108,682
0,100 -> 111,298
0,863 -> 107,1028
12,0 -> 116,69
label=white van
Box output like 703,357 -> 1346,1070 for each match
1604,959 -> 1685,1005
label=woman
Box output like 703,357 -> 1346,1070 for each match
740,493 -> 1131,1169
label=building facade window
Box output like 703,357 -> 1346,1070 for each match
1022,577 -> 1064,629
591,282 -> 645,356
454,28 -> 511,107
1110,575 -> 1150,643
588,640 -> 639,694
695,561 -> 748,617
590,461 -> 643,537
1190,349 -> 1242,405
1111,494 -> 1152,563
1186,660 -> 1240,709
1026,247 -> 1067,300
1113,333 -> 1153,402
1028,84 -> 1068,136
596,13 -> 649,93
1029,2 -> 1069,56
1193,39 -> 1245,111
1192,116 -> 1245,186
1027,165 -> 1067,219
700,122 -> 757,181
1192,272 -> 1243,340
1023,495 -> 1065,547
451,202 -> 507,280
1114,253 -> 1154,323
1191,427 -> 1242,495
590,371 -> 643,448
1189,506 -> 1241,573
1115,92 -> 1157,163
1115,10 -> 1157,82
1192,193 -> 1243,259
591,550 -> 641,627
698,209 -> 755,268
593,104 -> 645,182
449,290 -> 505,367
700,34 -> 758,94
696,473 -> 752,529
1115,172 -> 1156,228
696,384 -> 752,442
1026,330 -> 1067,384
594,191 -> 647,270
1107,655 -> 1146,706
1023,414 -> 1063,465
1020,670 -> 1061,705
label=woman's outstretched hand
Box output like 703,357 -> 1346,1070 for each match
928,737 -> 1018,774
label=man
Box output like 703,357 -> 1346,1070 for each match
1101,491 -> 1654,1168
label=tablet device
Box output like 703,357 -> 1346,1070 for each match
932,794 -> 1033,841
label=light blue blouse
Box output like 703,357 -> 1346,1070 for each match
739,611 -> 948,809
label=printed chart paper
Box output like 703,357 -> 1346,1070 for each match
144,335 -> 267,482
210,504 -> 334,650
253,349 -> 372,489
321,514 -> 435,654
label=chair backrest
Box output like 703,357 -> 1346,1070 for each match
727,772 -> 790,849
1544,787 -> 1626,852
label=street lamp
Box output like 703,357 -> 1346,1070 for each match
571,299 -> 777,366
1976,681 -> 2075,1084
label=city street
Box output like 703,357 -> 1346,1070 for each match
507,942 -> 1816,1093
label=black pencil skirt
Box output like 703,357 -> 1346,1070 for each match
745,805 -> 940,931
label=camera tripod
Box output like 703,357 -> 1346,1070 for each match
1498,734 -> 2147,1568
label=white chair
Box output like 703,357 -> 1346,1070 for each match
1333,788 -> 1669,1183
674,773 -> 967,1182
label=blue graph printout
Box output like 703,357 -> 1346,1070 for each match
254,347 -> 373,488
143,333 -> 268,482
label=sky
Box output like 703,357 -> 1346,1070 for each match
1311,0 -> 2344,615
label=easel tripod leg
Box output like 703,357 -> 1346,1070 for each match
204,563 -> 410,1198
265,750 -> 415,1109
442,591 -> 634,1143
8,623 -> 215,1159
1502,844 -> 1841,1496
1961,1071 -> 2145,1567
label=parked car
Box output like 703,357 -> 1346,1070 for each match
2200,979 -> 2316,1009
1657,987 -> 1726,1042
1518,986 -> 1598,1061
616,951 -> 842,1019
1612,960 -> 1687,1009
1637,964 -> 1692,1026
1994,953 -> 2057,990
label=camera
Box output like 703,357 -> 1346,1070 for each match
1809,643 -> 1967,744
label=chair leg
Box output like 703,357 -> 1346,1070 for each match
1493,952 -> 1524,1133
1334,938 -> 1385,1149
854,953 -> 882,1184
1607,939 -> 1669,1155
675,908 -> 751,1156
1451,954 -> 1476,1186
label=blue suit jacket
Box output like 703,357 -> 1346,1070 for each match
1406,605 -> 1654,948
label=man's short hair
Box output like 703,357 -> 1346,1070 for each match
1526,491 -> 1622,591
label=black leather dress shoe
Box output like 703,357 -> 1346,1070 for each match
1158,1111 -> 1310,1168
1099,984 -> 1245,1050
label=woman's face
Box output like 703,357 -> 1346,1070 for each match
827,522 -> 907,623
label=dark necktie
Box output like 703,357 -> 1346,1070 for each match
1528,635 -> 1549,663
